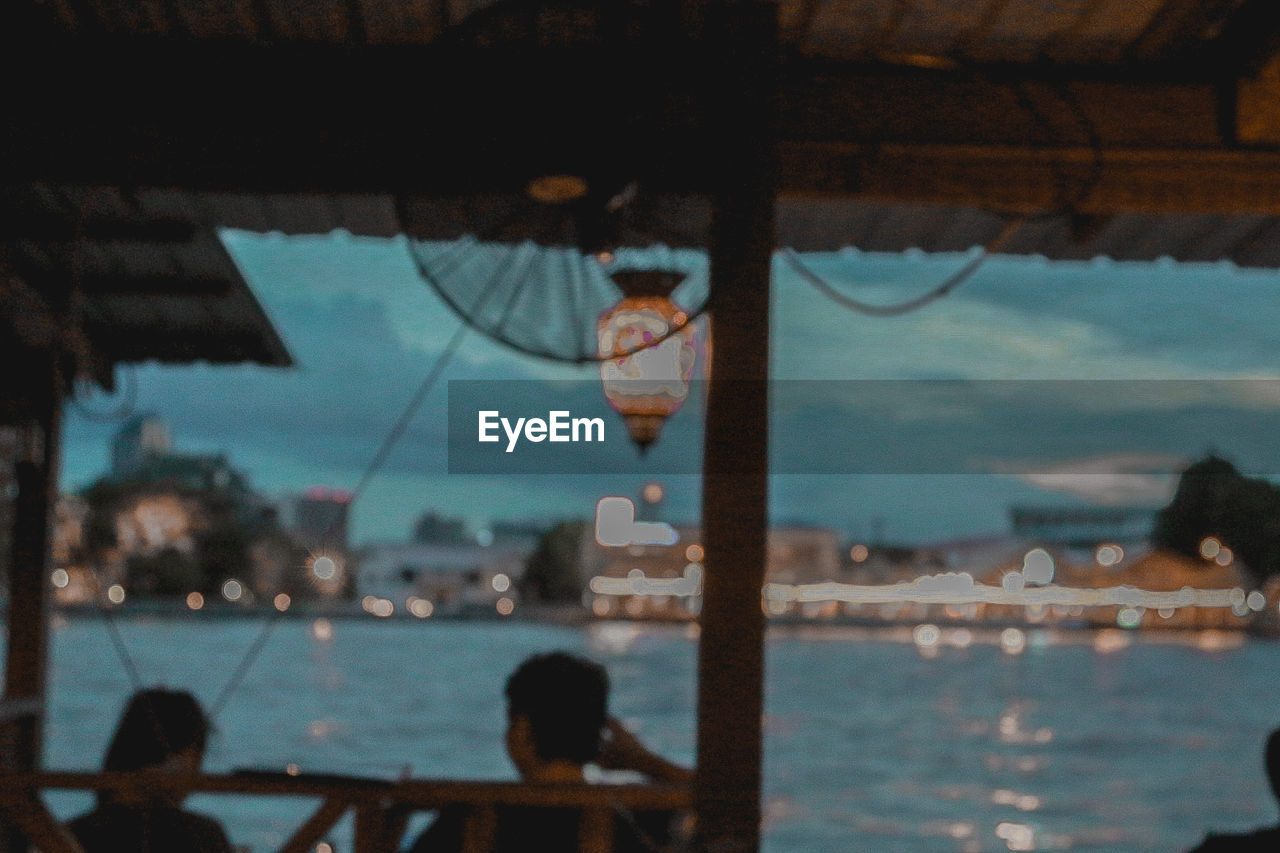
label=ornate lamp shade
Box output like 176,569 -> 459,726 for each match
598,270 -> 699,451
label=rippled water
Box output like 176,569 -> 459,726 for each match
22,616 -> 1280,851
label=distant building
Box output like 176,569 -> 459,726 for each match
110,415 -> 171,478
489,519 -> 550,548
357,542 -> 528,615
80,415 -> 289,600
287,486 -> 353,551
1009,505 -> 1157,547
412,511 -> 470,546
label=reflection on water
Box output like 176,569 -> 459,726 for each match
20,618 -> 1280,851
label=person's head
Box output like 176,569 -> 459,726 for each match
1266,728 -> 1280,803
504,652 -> 608,778
104,688 -> 210,775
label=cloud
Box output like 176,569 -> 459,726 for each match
997,453 -> 1186,506
773,252 -> 1280,382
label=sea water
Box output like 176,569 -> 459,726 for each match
21,616 -> 1280,851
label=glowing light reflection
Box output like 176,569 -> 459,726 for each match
311,555 -> 338,580
762,575 -> 1251,612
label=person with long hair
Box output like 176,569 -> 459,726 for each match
69,688 -> 232,852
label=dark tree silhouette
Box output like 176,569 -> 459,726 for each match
521,520 -> 589,603
1153,455 -> 1280,582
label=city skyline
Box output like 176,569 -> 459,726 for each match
59,230 -> 1280,546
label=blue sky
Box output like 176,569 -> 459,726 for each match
60,232 -> 1280,546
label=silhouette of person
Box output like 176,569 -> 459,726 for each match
408,651 -> 691,853
1188,728 -> 1280,852
69,688 -> 233,853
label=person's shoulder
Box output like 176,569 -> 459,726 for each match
177,808 -> 234,850
69,804 -> 231,853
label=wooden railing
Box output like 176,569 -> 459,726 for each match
0,771 -> 693,853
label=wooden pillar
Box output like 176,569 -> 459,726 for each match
695,3 -> 777,852
1,357 -> 64,851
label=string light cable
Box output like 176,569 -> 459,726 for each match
781,215 -> 1026,317
69,365 -> 138,424
786,58 -> 1104,317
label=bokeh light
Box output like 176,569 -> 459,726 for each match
1095,544 -> 1124,567
311,555 -> 338,580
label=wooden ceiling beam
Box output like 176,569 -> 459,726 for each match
779,142 -> 1280,216
72,274 -> 235,296
6,37 -> 1280,216
0,215 -> 197,243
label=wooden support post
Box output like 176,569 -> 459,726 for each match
695,3 -> 777,853
353,802 -> 387,853
1,356 -> 63,853
279,798 -> 348,853
577,805 -> 613,853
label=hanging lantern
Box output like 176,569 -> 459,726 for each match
598,270 -> 698,451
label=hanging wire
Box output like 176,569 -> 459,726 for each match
69,365 -> 138,424
782,215 -> 1026,317
785,53 -> 1106,318
1005,77 -> 1106,222
81,566 -> 147,692
208,309 -> 476,719
206,228 -> 545,719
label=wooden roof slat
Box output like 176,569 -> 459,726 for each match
20,0 -> 1259,69
359,0 -> 447,44
73,273 -> 234,296
797,0 -> 894,60
1200,0 -> 1280,77
1123,0 -> 1243,64
79,0 -> 173,36
1175,214 -> 1272,262
166,0 -> 264,39
1119,214 -> 1212,261
931,208 -> 1003,253
262,0 -> 356,42
1228,219 -> 1280,267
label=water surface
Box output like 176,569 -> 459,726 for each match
24,617 -> 1280,851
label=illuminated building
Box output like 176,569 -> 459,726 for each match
357,542 -> 528,616
109,414 -> 171,478
287,486 -> 353,551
